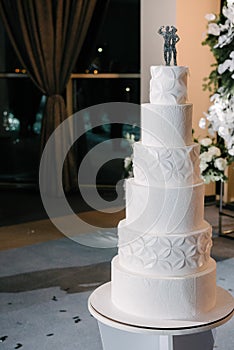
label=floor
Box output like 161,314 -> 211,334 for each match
0,189 -> 233,349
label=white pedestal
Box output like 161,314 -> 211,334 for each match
88,283 -> 234,350
97,323 -> 214,350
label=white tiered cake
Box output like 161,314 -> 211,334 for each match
111,65 -> 217,320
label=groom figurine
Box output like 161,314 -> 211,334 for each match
171,26 -> 180,65
158,25 -> 172,66
158,25 -> 180,66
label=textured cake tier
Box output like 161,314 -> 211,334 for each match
125,178 -> 204,234
112,256 -> 216,320
141,103 -> 193,147
118,221 -> 212,277
150,66 -> 188,104
133,142 -> 201,187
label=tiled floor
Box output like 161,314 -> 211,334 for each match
0,234 -> 233,350
0,189 -> 233,350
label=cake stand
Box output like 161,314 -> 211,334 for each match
88,282 -> 234,350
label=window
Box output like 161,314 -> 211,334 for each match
0,0 -> 140,186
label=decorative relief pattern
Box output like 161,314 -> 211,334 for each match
119,230 -> 212,273
150,66 -> 188,104
133,143 -> 201,186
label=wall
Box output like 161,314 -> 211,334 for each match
141,0 -> 176,103
176,0 -> 220,138
141,0 -> 220,131
176,0 -> 220,197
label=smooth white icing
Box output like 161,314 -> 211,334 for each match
150,66 -> 188,104
118,221 -> 212,277
112,256 -> 216,320
141,103 -> 193,147
133,142 -> 201,187
125,178 -> 204,234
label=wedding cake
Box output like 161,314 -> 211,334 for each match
111,65 -> 217,320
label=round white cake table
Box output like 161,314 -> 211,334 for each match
88,282 -> 234,350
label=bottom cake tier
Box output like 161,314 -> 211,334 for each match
111,256 -> 216,320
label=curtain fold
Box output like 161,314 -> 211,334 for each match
0,0 -> 97,193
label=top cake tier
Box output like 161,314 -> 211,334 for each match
150,66 -> 188,104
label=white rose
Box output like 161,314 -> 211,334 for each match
218,53 -> 234,74
211,173 -> 222,182
205,13 -> 216,21
228,147 -> 234,156
218,59 -> 232,74
208,127 -> 216,137
200,162 -> 208,172
202,174 -> 211,184
208,146 -> 221,157
199,137 -> 212,146
210,93 -> 220,102
200,152 -> 213,163
124,156 -> 132,169
214,158 -> 227,171
199,117 -> 206,129
223,5 -> 234,22
207,23 -> 220,36
227,0 -> 234,6
219,126 -> 229,138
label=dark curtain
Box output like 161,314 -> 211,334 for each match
76,0 -> 110,74
0,0 -> 97,193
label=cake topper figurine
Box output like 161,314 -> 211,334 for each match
158,25 -> 180,66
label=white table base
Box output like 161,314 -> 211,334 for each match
88,282 -> 234,350
97,323 -> 214,350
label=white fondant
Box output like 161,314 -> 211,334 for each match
112,256 -> 217,320
150,66 -> 188,104
125,178 -> 204,234
118,221 -> 212,276
133,142 -> 201,187
141,103 -> 193,147
110,65 -> 218,322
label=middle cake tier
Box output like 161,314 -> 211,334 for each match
133,141 -> 201,187
125,178 -> 205,234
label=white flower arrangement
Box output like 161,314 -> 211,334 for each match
198,136 -> 230,184
218,51 -> 234,78
200,0 -> 234,175
207,2 -> 234,49
200,92 -> 234,156
123,132 -> 135,178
